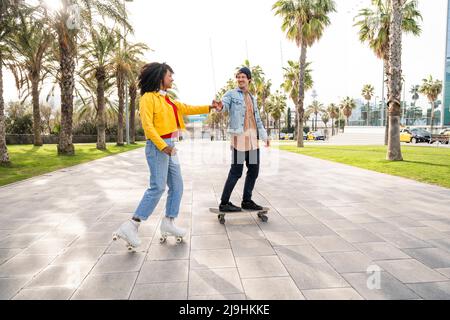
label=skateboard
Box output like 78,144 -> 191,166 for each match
112,232 -> 138,253
209,207 -> 269,225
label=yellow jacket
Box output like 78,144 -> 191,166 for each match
140,92 -> 210,151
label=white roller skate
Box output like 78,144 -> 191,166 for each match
112,219 -> 141,252
160,217 -> 186,244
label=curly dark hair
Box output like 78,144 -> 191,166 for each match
138,62 -> 174,95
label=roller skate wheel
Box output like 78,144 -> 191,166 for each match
127,245 -> 136,252
112,234 -> 119,241
176,237 -> 183,244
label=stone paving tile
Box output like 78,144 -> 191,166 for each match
377,259 -> 448,284
285,261 -> 350,290
402,227 -> 449,241
403,248 -> 450,269
236,256 -> 289,279
52,246 -> 107,265
188,294 -> 246,300
407,282 -> 450,300
322,251 -> 379,274
230,240 -> 275,257
26,263 -> 94,288
147,243 -> 190,261
305,235 -> 356,253
342,272 -> 420,300
436,268 -> 450,278
354,242 -> 411,261
0,234 -> 43,249
263,231 -> 307,246
0,277 -> 32,300
275,245 -> 326,265
242,277 -> 304,300
130,282 -> 188,300
302,288 -> 364,300
71,272 -> 138,300
293,224 -> 337,237
136,260 -> 188,284
191,235 -> 230,251
190,249 -> 236,269
0,249 -> 22,265
188,268 -> 244,296
378,233 -> 433,249
335,229 -> 385,244
225,225 -> 265,240
12,287 -> 75,300
91,253 -> 145,274
0,254 -> 56,277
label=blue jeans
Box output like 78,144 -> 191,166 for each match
134,138 -> 183,220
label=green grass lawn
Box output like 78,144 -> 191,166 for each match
278,144 -> 450,189
0,142 -> 145,187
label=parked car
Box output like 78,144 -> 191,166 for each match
287,133 -> 294,140
410,128 -> 431,143
440,128 -> 450,136
307,131 -> 325,141
400,128 -> 431,144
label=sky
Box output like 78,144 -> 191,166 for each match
2,0 -> 448,111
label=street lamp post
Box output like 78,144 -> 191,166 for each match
124,0 -> 133,145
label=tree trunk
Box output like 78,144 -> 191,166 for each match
96,67 -> 106,150
384,57 -> 390,146
30,73 -> 43,146
0,55 -> 10,166
367,101 -> 370,126
387,0 -> 403,161
129,83 -> 137,144
117,72 -> 124,146
430,101 -> 435,134
297,41 -> 308,148
58,34 -> 75,156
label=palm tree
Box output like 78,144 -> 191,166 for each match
39,0 -> 130,155
419,76 -> 442,134
282,60 -> 313,140
321,112 -> 330,139
387,0 -> 404,161
362,84 -> 375,126
0,0 -> 22,165
258,79 -> 272,135
355,0 -> 422,145
305,100 -> 324,131
327,103 -> 339,136
8,8 -> 52,147
267,90 -> 287,139
273,0 -> 336,147
340,97 -> 357,129
113,33 -> 147,146
79,25 -> 119,150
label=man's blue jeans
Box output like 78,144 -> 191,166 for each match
134,138 -> 183,220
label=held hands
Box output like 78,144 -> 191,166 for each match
211,100 -> 223,112
162,146 -> 177,156
265,139 -> 271,148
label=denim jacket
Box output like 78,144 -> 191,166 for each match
220,89 -> 268,141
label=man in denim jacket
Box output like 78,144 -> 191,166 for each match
216,67 -> 270,212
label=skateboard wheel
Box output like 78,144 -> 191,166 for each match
219,217 -> 226,225
260,215 -> 268,223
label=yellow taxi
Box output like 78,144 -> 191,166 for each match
400,128 -> 413,143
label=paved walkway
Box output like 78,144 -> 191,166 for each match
1,141 -> 450,300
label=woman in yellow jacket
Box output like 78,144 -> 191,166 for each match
113,62 -> 219,249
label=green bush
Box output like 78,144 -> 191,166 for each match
6,114 -> 33,134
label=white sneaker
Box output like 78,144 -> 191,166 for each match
160,217 -> 186,238
113,220 -> 141,248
